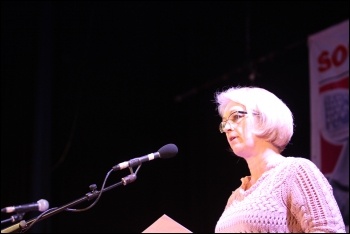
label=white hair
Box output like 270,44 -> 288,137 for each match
215,86 -> 294,152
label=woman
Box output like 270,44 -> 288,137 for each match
214,86 -> 345,233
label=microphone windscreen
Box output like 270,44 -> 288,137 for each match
37,199 -> 49,212
158,143 -> 178,159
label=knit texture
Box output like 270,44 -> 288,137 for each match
215,157 -> 346,233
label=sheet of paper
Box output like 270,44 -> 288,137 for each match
142,214 -> 192,233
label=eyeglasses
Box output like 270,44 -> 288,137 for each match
219,111 -> 249,133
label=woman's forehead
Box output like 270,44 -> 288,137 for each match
224,102 -> 245,112
222,102 -> 246,117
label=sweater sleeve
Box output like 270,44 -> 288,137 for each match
288,158 -> 346,233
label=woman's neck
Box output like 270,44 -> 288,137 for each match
245,147 -> 283,185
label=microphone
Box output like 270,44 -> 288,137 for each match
1,199 -> 49,213
112,143 -> 178,171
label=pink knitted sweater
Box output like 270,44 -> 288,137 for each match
215,157 -> 346,233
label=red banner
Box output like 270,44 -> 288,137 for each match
308,19 -> 349,228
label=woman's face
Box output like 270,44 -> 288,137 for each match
222,102 -> 258,158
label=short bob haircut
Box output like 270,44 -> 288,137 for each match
215,86 -> 294,153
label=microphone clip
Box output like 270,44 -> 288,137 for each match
122,174 -> 137,185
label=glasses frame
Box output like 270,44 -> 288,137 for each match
219,110 -> 251,133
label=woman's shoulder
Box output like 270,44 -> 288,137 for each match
284,156 -> 320,170
271,156 -> 325,181
282,156 -> 328,181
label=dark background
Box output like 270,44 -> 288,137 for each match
1,1 -> 348,233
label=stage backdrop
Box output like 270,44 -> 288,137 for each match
308,19 -> 349,227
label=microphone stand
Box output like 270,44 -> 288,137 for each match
1,172 -> 137,233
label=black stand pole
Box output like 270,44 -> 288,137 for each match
1,173 -> 137,233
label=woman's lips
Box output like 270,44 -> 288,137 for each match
229,136 -> 237,142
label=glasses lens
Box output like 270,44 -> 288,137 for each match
219,111 -> 248,133
219,122 -> 225,133
219,121 -> 229,133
